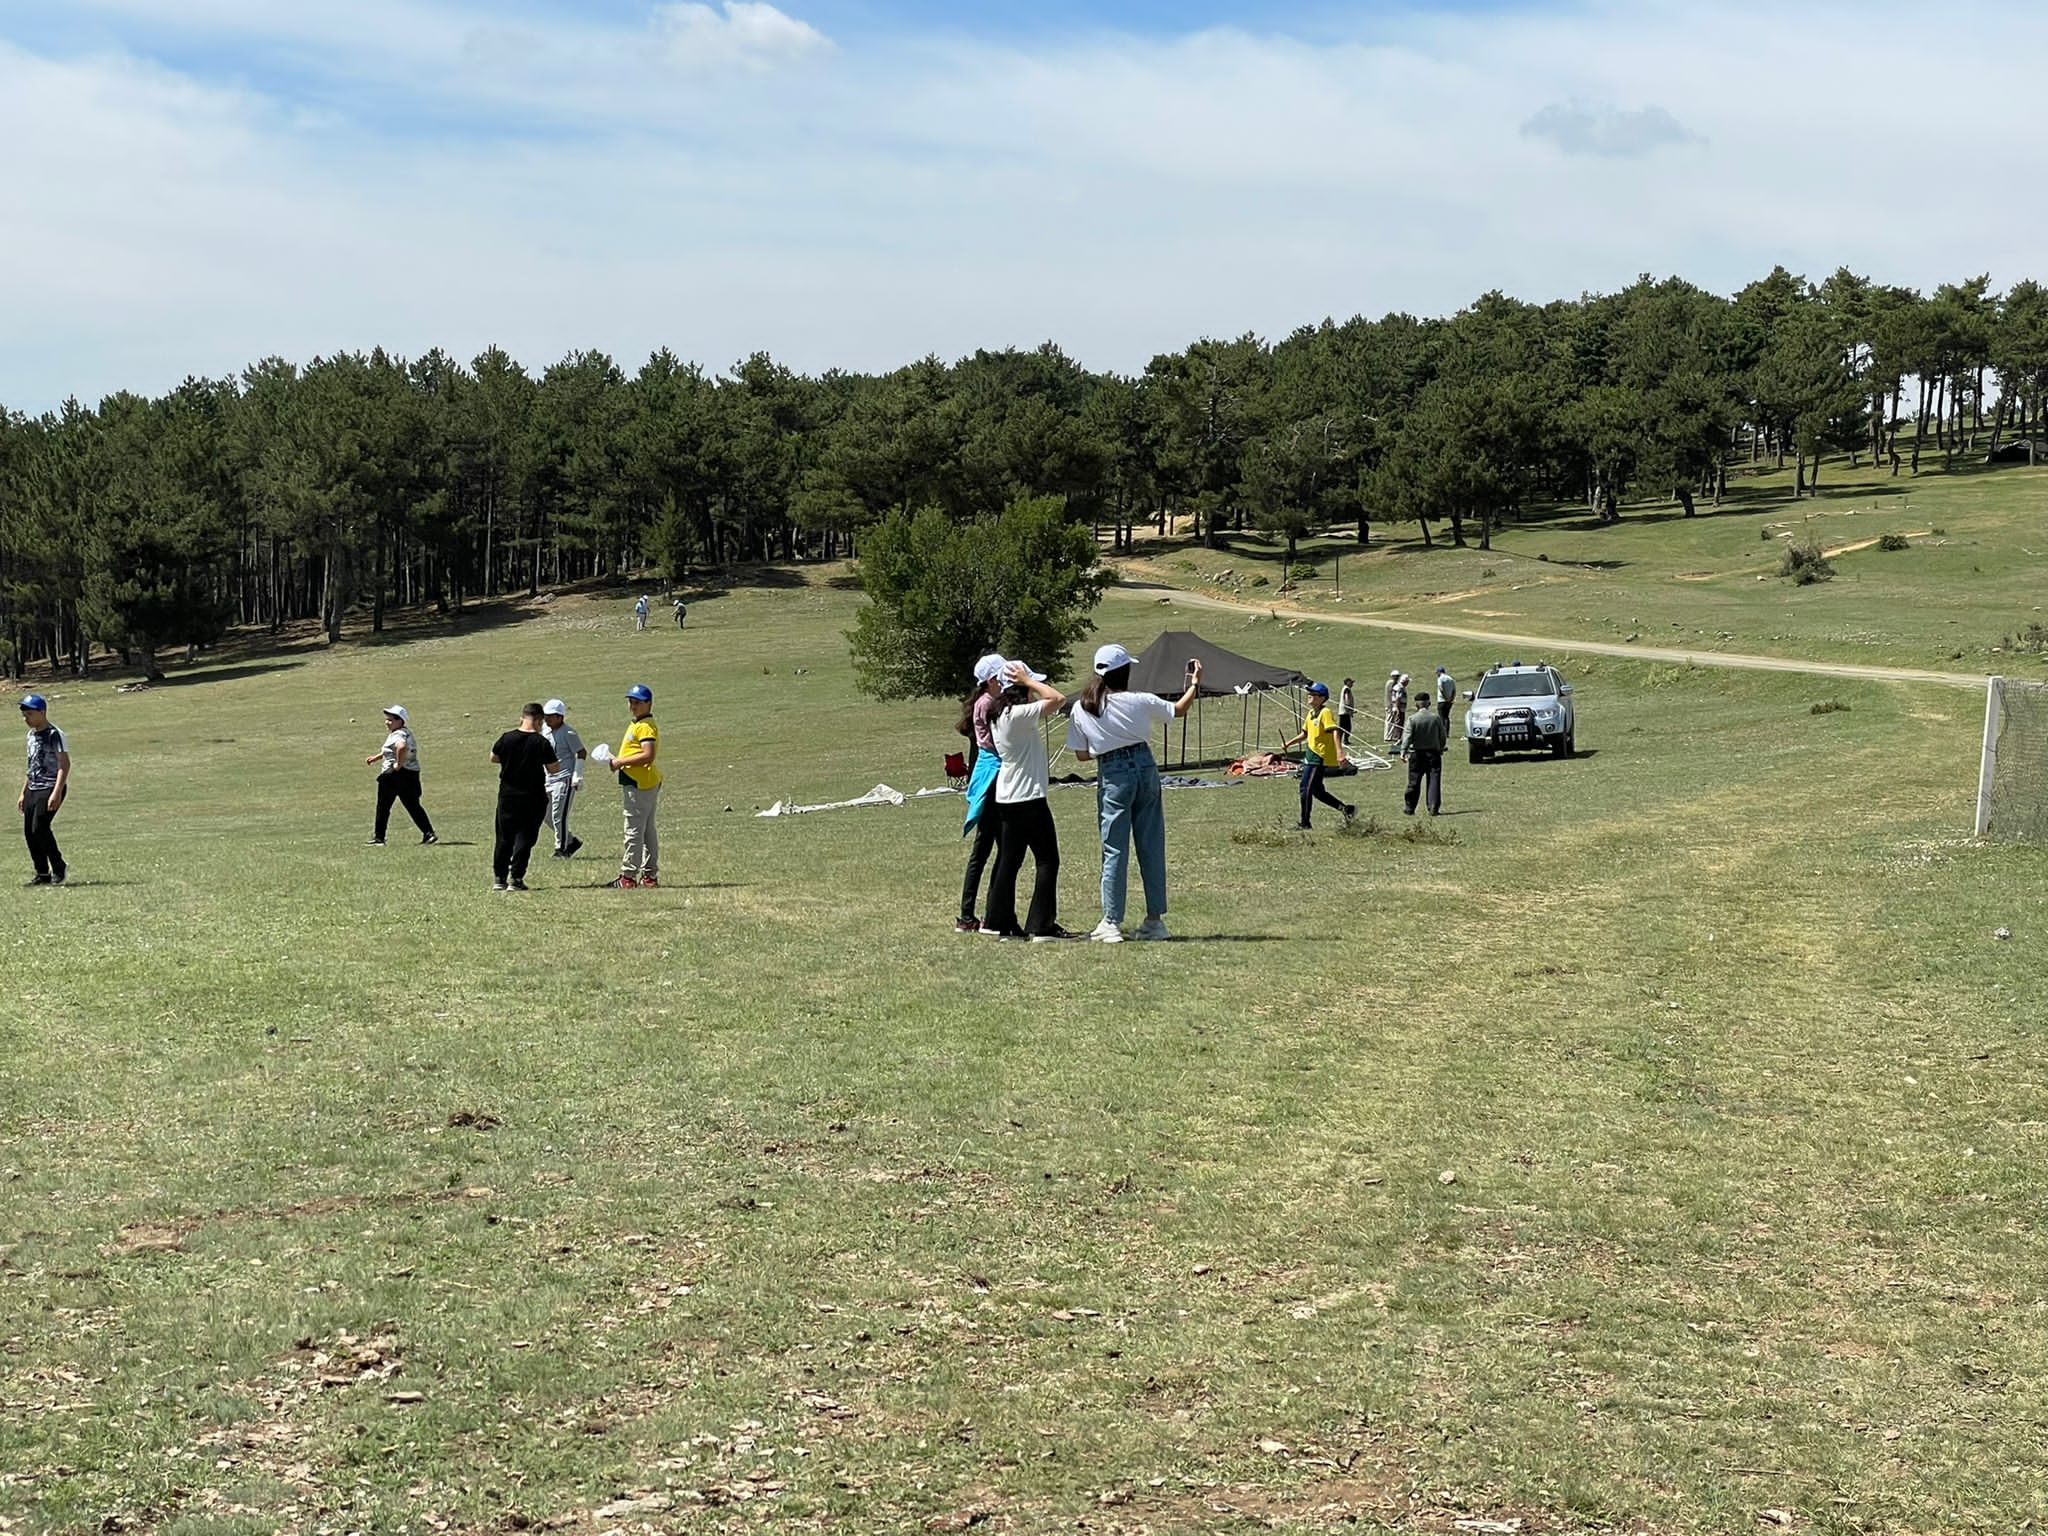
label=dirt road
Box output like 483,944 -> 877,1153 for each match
1108,581 -> 1986,690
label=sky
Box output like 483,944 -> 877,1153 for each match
2,0 -> 2044,410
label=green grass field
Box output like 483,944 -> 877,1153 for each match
5,460 -> 2048,1534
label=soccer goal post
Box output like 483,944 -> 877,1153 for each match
1976,675 -> 2048,841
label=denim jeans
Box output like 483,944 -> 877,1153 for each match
1096,745 -> 1166,926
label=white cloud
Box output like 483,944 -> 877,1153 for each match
5,0 -> 2048,409
652,2 -> 830,71
1520,100 -> 1695,158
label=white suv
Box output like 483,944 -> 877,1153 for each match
1465,664 -> 1576,762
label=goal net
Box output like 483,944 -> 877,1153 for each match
1976,677 -> 2048,842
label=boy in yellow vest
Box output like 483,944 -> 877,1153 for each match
609,683 -> 662,888
1281,682 -> 1356,831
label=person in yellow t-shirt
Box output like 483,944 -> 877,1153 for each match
608,683 -> 663,888
1280,682 -> 1355,831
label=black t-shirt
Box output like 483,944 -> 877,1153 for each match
492,730 -> 559,797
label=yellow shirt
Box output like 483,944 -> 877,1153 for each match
618,717 -> 662,789
1303,707 -> 1342,767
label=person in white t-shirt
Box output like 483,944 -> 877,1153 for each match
542,699 -> 587,858
364,704 -> 437,846
980,661 -> 1072,942
1064,643 -> 1202,943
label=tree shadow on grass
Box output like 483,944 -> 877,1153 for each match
151,659 -> 308,687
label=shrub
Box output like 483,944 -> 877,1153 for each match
1288,561 -> 1319,582
1930,525 -> 1947,536
1999,622 -> 2048,657
1876,532 -> 1909,552
1248,574 -> 1270,588
1810,699 -> 1850,715
1231,825 -> 1302,848
1780,538 -> 1834,584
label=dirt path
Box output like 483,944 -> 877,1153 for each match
1107,580 -> 1986,690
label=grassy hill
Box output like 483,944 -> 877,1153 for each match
1127,457 -> 2048,677
3,480 -> 2046,1533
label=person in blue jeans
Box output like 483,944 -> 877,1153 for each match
1064,643 -> 1203,943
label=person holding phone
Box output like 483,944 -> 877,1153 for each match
1064,644 -> 1202,943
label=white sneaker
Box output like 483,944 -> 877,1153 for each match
1088,919 -> 1125,944
1131,917 -> 1172,942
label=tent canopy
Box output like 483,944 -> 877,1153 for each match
1127,630 -> 1310,699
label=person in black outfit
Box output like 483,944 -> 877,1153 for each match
489,702 -> 562,891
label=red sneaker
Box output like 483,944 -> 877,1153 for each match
638,876 -> 659,889
608,875 -> 639,889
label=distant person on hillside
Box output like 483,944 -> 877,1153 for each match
1065,644 -> 1202,943
634,594 -> 650,632
1337,678 -> 1356,747
542,699 -> 587,859
18,694 -> 70,887
672,598 -> 687,630
1435,666 -> 1456,724
955,653 -> 1008,935
609,683 -> 662,889
1280,682 -> 1356,831
1399,692 -> 1449,817
365,704 -> 437,847
1383,670 -> 1402,744
489,702 -> 562,892
981,661 -> 1073,941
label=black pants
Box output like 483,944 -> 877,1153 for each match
959,814 -> 999,921
375,772 -> 435,841
983,798 -> 1060,936
1404,750 -> 1443,816
494,793 -> 547,882
1298,762 -> 1348,826
22,787 -> 63,878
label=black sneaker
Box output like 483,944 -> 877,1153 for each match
1029,925 -> 1078,943
50,871 -> 66,886
26,874 -> 50,887
366,838 -> 386,846
1294,822 -> 1313,831
565,836 -> 583,858
510,880 -> 529,892
492,880 -> 508,892
420,834 -> 438,845
1343,804 -> 1358,821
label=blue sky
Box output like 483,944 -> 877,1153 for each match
2,0 -> 2043,409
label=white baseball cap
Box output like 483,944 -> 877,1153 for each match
382,704 -> 408,722
543,698 -> 567,716
973,653 -> 1009,685
1005,659 -> 1048,683
1093,643 -> 1134,675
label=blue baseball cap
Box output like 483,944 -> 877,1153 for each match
19,694 -> 47,712
1306,682 -> 1330,697
625,684 -> 653,703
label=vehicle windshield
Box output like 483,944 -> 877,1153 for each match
1476,673 -> 1556,699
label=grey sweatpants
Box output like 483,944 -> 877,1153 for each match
547,776 -> 577,853
622,783 -> 660,878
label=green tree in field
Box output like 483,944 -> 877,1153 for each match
848,496 -> 1108,701
1991,280 -> 2048,463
